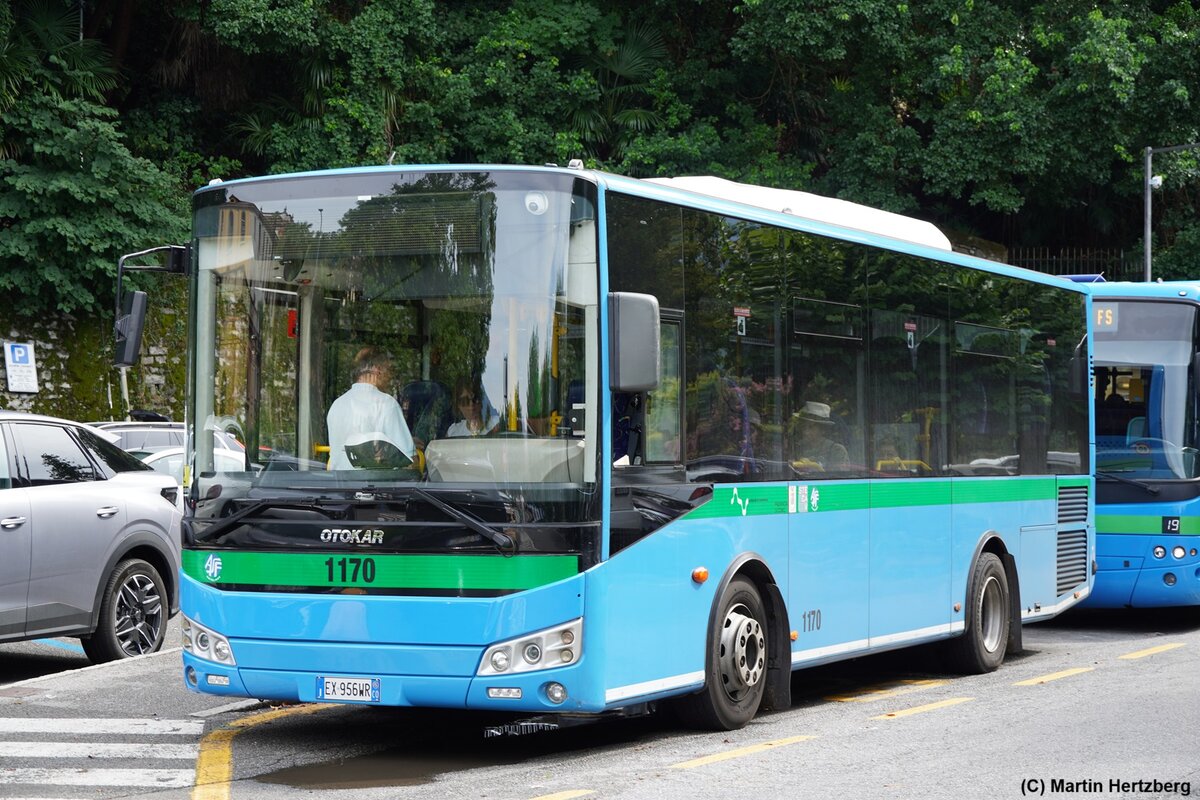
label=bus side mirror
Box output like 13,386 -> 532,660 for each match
114,290 -> 148,367
112,244 -> 189,368
165,245 -> 189,274
608,292 -> 660,392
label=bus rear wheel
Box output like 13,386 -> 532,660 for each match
947,552 -> 1010,674
676,576 -> 767,730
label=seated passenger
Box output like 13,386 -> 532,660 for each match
447,377 -> 501,437
793,401 -> 849,469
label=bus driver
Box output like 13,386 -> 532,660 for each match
326,347 -> 415,469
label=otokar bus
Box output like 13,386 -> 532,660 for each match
1082,278 -> 1200,607
114,163 -> 1095,730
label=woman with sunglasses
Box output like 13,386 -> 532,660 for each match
447,377 -> 501,437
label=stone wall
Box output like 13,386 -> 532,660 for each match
0,286 -> 188,423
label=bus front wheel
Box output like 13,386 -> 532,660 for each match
947,552 -> 1010,674
676,576 -> 767,730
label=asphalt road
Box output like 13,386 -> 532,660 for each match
1,607 -> 1197,800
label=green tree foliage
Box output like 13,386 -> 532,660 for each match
0,1 -> 185,317
0,90 -> 186,314
568,22 -> 667,163
5,0 -> 1200,319
731,0 -> 1200,258
1,0 -> 117,155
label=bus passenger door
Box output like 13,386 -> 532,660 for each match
866,308 -> 952,644
787,298 -> 871,662
868,483 -> 952,642
789,485 -> 871,660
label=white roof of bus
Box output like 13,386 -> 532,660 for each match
644,176 -> 953,252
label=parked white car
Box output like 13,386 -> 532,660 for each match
88,421 -> 245,456
0,411 -> 182,662
138,446 -> 249,486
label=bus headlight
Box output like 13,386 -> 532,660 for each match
478,619 -> 582,676
181,615 -> 237,666
1153,546 -> 1167,559
1172,546 -> 1186,560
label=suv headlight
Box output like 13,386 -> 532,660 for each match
477,619 -> 581,676
181,615 -> 236,666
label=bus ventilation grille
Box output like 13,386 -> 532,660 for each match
1056,485 -> 1089,524
1056,529 -> 1089,594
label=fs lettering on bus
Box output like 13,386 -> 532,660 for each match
320,528 -> 385,545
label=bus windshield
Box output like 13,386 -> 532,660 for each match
188,169 -> 601,556
1094,299 -> 1198,480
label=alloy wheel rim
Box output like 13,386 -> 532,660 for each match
114,573 -> 163,656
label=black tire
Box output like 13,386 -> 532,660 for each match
947,552 -> 1010,674
675,576 -> 768,730
81,558 -> 167,664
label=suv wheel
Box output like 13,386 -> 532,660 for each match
81,558 -> 167,663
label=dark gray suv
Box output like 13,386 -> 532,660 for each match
0,412 -> 182,662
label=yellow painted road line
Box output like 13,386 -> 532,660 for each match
671,735 -> 815,769
826,679 -> 949,703
1012,667 -> 1094,686
1119,642 -> 1186,660
191,703 -> 337,800
871,697 -> 973,720
529,791 -> 596,800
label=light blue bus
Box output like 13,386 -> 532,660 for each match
116,164 -> 1094,729
1083,280 -> 1200,607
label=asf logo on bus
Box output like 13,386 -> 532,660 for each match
321,528 -> 385,545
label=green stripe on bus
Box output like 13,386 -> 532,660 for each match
689,486 -> 791,518
1058,476 -> 1091,488
951,479 -> 1059,504
870,481 -> 953,508
808,483 -> 870,512
182,550 -> 579,590
1097,514 -> 1200,535
687,477 -> 1065,519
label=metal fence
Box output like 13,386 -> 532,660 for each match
1006,247 -> 1141,282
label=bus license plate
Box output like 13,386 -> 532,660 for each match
316,676 -> 380,703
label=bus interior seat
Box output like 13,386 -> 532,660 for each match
400,380 -> 452,442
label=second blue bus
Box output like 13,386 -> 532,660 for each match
1086,280 -> 1200,607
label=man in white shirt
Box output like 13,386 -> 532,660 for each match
326,347 -> 415,470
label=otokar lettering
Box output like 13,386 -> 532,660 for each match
1049,778 -> 1191,795
320,528 -> 385,545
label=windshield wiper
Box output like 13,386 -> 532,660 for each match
193,497 -> 350,541
410,487 -> 517,555
1096,470 -> 1160,496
